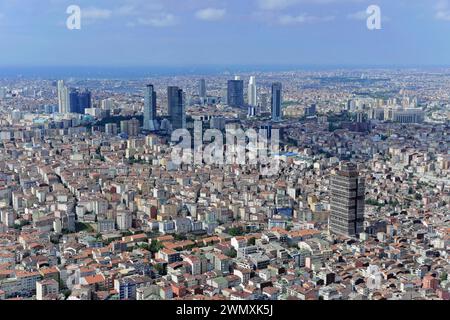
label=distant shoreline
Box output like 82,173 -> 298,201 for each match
2,65 -> 450,79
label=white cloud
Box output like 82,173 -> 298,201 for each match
71,2 -> 177,28
195,8 -> 226,21
82,7 -> 112,21
436,11 -> 450,20
347,10 -> 367,21
102,1 -> 176,27
114,1 -> 164,16
435,0 -> 450,21
115,5 -> 138,16
137,13 -> 178,27
278,14 -> 334,25
435,0 -> 449,10
258,0 -> 300,10
257,0 -> 360,10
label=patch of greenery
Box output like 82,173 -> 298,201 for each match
173,234 -> 187,241
366,199 -> 385,207
224,248 -> 237,258
75,222 -> 95,233
153,263 -> 166,275
149,239 -> 164,254
228,226 -> 245,237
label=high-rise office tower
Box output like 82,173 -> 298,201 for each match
68,89 -> 80,114
58,83 -> 91,115
168,86 -> 186,130
57,80 -> 68,114
260,93 -> 268,112
227,78 -> 244,108
271,82 -> 282,121
78,89 -> 92,114
248,76 -> 257,107
143,84 -> 158,131
198,79 -> 206,100
63,87 -> 70,113
329,162 -> 365,238
305,104 -> 317,117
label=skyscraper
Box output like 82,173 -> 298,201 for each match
198,79 -> 206,100
305,104 -> 317,117
260,93 -> 268,112
329,162 -> 365,238
65,88 -> 91,114
57,82 -> 91,115
248,76 -> 257,107
78,89 -> 92,114
168,86 -> 186,130
271,82 -> 282,121
143,84 -> 158,131
68,89 -> 80,114
227,78 -> 244,108
57,80 -> 68,114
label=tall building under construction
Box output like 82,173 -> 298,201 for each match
329,162 -> 365,238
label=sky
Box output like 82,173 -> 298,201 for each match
1,0 -> 450,67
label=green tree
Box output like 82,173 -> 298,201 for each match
247,237 -> 256,246
62,289 -> 72,299
228,227 -> 244,237
153,263 -> 166,275
173,234 -> 187,241
149,240 -> 164,254
224,248 -> 237,258
137,243 -> 150,251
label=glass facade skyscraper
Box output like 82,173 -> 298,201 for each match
57,80 -> 68,114
227,79 -> 244,108
78,89 -> 92,114
168,86 -> 185,130
248,76 -> 257,107
198,79 -> 206,99
144,84 -> 157,131
271,82 -> 282,121
67,88 -> 91,114
68,89 -> 80,114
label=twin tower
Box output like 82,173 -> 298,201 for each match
143,84 -> 185,132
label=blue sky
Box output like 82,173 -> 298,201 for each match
1,0 -> 450,67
